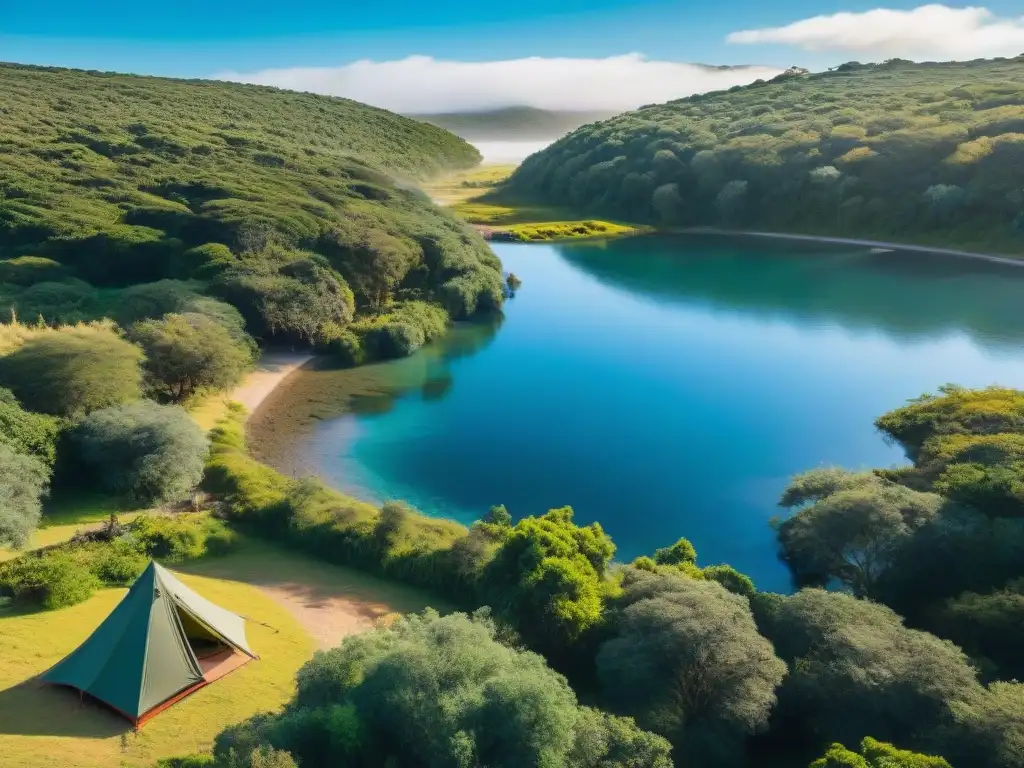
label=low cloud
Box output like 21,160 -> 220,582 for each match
727,4 -> 1024,60
213,54 -> 781,114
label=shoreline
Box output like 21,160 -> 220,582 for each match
675,227 -> 1024,267
230,351 -> 314,421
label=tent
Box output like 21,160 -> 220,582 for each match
42,561 -> 258,725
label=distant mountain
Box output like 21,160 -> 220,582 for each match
411,106 -> 618,142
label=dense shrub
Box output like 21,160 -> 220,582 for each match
73,401 -> 208,505
0,256 -> 66,286
0,513 -> 237,608
211,609 -> 672,767
0,550 -> 100,609
0,440 -> 49,548
0,325 -> 143,417
765,589 -> 982,753
131,313 -> 253,402
481,506 -> 615,659
809,737 -> 952,768
0,393 -> 61,466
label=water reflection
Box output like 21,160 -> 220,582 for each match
248,313 -> 504,471
559,234 -> 1024,351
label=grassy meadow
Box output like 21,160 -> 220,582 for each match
422,164 -> 645,242
0,531 -> 450,768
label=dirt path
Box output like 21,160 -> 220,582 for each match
181,542 -> 454,649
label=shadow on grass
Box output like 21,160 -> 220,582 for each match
0,680 -> 131,739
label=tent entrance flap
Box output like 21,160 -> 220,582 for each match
176,605 -> 228,658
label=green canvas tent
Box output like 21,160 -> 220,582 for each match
42,561 -> 258,725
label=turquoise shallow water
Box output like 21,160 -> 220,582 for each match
301,234 -> 1024,592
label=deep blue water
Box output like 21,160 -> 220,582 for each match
287,235 -> 1024,592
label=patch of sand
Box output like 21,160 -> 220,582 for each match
255,583 -> 400,649
231,352 -> 313,420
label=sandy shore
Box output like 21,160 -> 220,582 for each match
231,351 -> 314,419
681,227 -> 1024,267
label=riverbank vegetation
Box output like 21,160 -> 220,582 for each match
504,57 -> 1024,254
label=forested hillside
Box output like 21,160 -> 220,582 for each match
0,63 -> 504,343
505,57 -> 1024,253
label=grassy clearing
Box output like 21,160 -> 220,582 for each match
0,550 -> 314,768
423,164 -> 643,242
0,528 -> 451,767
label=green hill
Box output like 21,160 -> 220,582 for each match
504,57 -> 1024,254
413,106 -> 617,142
0,63 -> 503,336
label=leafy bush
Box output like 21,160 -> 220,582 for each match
0,394 -> 61,466
0,256 -> 66,286
809,737 -> 952,768
73,401 -> 208,505
211,609 -> 672,768
129,513 -> 236,562
481,506 -> 615,658
89,539 -> 151,586
0,550 -> 100,609
131,313 -> 253,402
0,324 -> 143,417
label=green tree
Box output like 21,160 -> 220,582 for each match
653,537 -> 697,566
130,313 -> 253,402
945,682 -> 1024,768
934,582 -> 1024,680
810,737 -> 952,768
776,469 -> 944,595
0,441 -> 49,548
72,401 -> 208,505
0,326 -> 143,417
481,506 -> 614,655
767,589 -> 982,750
597,569 -> 785,763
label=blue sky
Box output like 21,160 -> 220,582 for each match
4,0 -> 1022,77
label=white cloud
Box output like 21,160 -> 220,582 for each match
213,54 -> 781,114
727,4 -> 1024,60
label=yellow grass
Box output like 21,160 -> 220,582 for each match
420,164 -> 517,206
423,163 -> 643,242
0,318 -> 119,355
187,391 -> 235,433
0,537 -> 451,768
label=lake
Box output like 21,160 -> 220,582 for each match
251,234 -> 1024,592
